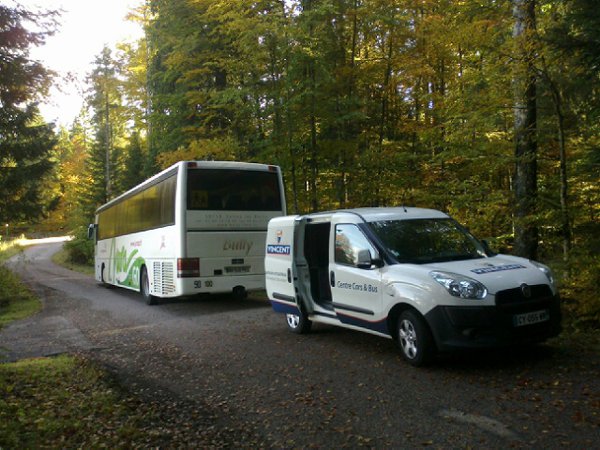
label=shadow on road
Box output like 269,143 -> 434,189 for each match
100,283 -> 272,317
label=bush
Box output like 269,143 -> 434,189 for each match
557,251 -> 600,330
64,227 -> 94,266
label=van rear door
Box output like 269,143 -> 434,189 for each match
265,216 -> 298,313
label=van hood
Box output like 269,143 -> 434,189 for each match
425,254 -> 552,294
386,254 -> 552,295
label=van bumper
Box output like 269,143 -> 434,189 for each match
424,295 -> 562,351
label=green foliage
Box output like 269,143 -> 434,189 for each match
119,132 -> 147,191
560,253 -> 600,328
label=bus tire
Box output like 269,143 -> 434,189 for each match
140,266 -> 158,306
397,309 -> 434,366
232,286 -> 247,301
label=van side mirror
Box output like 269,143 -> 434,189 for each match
357,249 -> 381,269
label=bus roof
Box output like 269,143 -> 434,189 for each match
95,160 -> 280,214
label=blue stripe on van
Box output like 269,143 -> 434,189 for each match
270,298 -> 299,315
336,312 -> 390,335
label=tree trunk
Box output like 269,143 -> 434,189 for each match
281,0 -> 299,213
544,70 -> 571,262
375,32 -> 393,207
512,0 -> 538,260
104,84 -> 112,201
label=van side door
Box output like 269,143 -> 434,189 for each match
329,222 -> 385,334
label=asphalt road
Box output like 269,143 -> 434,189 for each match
1,241 -> 599,448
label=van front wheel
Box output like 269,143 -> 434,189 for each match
397,310 -> 434,366
286,311 -> 312,334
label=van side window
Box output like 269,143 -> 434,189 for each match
335,224 -> 377,267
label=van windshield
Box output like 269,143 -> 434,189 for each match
368,218 -> 487,264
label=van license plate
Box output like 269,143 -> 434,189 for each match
513,310 -> 550,327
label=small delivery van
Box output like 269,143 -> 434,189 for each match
265,207 -> 561,366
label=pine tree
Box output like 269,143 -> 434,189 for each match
80,46 -> 127,221
0,4 -> 58,224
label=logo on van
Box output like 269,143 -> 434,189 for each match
470,264 -> 526,275
267,244 -> 291,255
276,230 -> 283,243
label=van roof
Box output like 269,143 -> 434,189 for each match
339,207 -> 449,222
302,207 -> 449,223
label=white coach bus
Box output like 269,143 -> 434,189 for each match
88,161 -> 286,304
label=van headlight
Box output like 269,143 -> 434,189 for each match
530,261 -> 554,285
430,271 -> 488,299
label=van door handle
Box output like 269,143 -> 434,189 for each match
330,271 -> 335,287
287,268 -> 292,283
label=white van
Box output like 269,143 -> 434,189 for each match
264,207 -> 561,366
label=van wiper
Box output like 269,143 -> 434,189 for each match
439,254 -> 484,262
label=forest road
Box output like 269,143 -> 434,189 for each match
1,241 -> 599,448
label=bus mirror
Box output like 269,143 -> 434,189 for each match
87,224 -> 97,240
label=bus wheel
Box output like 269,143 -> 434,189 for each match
232,286 -> 247,301
397,310 -> 434,366
286,309 -> 312,334
140,266 -> 158,306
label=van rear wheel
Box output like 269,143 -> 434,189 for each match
397,310 -> 434,366
286,310 -> 312,334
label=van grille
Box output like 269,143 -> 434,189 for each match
495,284 -> 555,319
495,284 -> 552,307
153,261 -> 175,295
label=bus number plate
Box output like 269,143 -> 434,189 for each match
225,266 -> 250,274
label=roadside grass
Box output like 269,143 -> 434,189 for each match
0,257 -> 41,330
0,355 -> 171,448
1,238 -> 41,330
0,237 -> 26,264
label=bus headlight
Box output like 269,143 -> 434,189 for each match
430,271 -> 488,299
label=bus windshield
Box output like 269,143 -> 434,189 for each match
187,169 -> 282,211
368,218 -> 488,264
